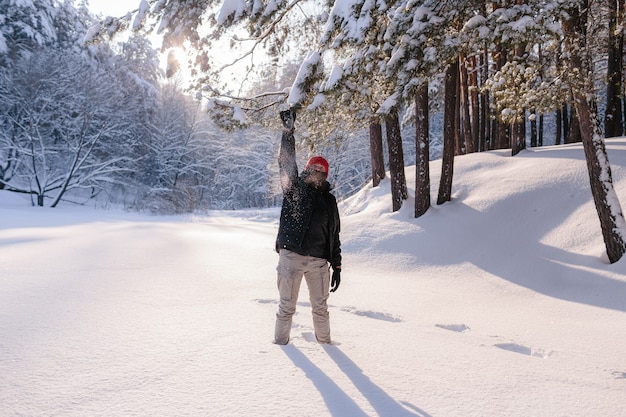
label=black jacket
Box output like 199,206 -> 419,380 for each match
275,130 -> 342,268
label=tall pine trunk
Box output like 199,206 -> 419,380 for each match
490,2 -> 509,151
563,2 -> 626,263
479,1 -> 489,151
415,83 -> 430,218
562,103 -> 570,142
492,51 -> 509,149
556,108 -> 562,145
538,113 -> 544,147
459,53 -> 474,154
569,110 -> 582,143
468,55 -> 480,153
604,0 -> 624,138
385,110 -> 407,212
437,60 -> 459,205
480,48 -> 489,151
369,119 -> 385,187
530,109 -> 537,148
511,19 -> 526,157
511,118 -> 525,156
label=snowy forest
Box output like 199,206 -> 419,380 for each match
2,0 -> 626,260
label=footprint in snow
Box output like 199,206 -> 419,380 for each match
255,298 -> 310,308
340,307 -> 403,322
494,342 -> 553,358
611,371 -> 626,379
435,323 -> 470,333
257,299 -> 404,324
302,332 -> 317,343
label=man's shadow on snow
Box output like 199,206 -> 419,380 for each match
281,341 -> 432,417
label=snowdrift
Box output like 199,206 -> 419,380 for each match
1,139 -> 625,417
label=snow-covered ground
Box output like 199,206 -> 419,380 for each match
1,139 -> 626,417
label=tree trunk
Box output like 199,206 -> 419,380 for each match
437,60 -> 459,205
459,53 -> 474,154
623,96 -> 626,134
385,110 -> 407,212
538,113 -> 544,147
569,109 -> 582,143
535,44 -> 544,148
604,0 -> 624,138
562,103 -> 570,142
369,119 -> 385,187
511,117 -> 525,156
556,108 -> 562,145
468,55 -> 480,153
491,23 -> 509,150
530,110 -> 537,148
478,2 -> 488,152
415,83 -> 430,218
511,15 -> 526,157
480,48 -> 489,151
563,2 -> 626,263
454,63 -> 463,156
578,100 -> 626,263
493,102 -> 508,150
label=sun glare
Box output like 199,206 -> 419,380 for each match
161,47 -> 193,86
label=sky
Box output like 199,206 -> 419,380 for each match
86,0 -> 254,92
1,138 -> 625,416
86,0 -> 200,87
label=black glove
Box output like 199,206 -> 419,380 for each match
330,267 -> 341,293
279,108 -> 296,131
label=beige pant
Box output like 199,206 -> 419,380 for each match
274,249 -> 331,344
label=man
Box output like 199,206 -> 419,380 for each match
274,108 -> 342,345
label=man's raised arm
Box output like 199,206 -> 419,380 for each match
278,109 -> 299,192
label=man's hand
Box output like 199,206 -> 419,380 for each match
330,267 -> 341,292
280,108 -> 296,131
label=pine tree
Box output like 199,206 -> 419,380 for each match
562,1 -> 626,263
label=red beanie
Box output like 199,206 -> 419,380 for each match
305,156 -> 329,177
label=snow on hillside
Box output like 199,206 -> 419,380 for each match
1,139 -> 625,417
